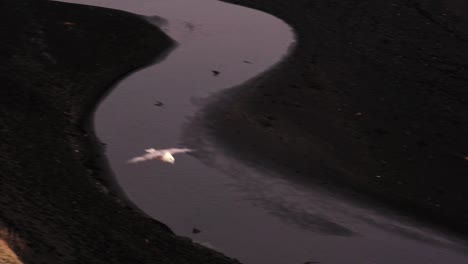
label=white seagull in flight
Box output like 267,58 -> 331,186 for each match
127,148 -> 193,164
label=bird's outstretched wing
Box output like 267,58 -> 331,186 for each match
161,148 -> 194,155
127,152 -> 160,164
145,148 -> 158,153
126,147 -> 193,164
127,156 -> 147,164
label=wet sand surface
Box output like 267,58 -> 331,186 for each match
214,0 -> 468,233
60,0 -> 468,263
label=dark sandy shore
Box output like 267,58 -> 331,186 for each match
2,0 -> 467,262
0,0 -> 240,263
205,0 -> 468,234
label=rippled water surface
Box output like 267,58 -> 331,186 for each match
59,1 -> 468,263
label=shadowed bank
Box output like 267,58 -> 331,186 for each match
0,0 -> 240,263
1,0 -> 467,263
211,0 -> 468,234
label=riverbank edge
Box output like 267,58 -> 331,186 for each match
203,0 -> 468,236
0,1 -> 240,263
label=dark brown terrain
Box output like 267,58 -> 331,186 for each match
0,0 -> 239,263
1,0 -> 468,262
205,0 -> 468,234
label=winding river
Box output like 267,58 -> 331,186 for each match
60,0 -> 468,263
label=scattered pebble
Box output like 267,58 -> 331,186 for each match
355,112 -> 363,116
63,21 -> 76,26
212,70 -> 220,76
192,228 -> 201,234
154,101 -> 164,106
63,21 -> 76,30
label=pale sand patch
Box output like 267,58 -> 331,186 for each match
0,240 -> 23,264
0,227 -> 25,264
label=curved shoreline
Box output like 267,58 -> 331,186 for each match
2,0 -> 466,262
0,1 -> 239,263
209,0 -> 468,235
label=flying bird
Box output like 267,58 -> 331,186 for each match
127,148 -> 193,164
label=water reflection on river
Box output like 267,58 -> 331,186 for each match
59,0 -> 468,263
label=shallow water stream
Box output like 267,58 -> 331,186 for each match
60,0 -> 468,263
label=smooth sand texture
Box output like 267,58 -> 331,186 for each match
0,0 -> 239,263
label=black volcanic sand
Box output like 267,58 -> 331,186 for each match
0,0 -> 239,263
203,0 -> 468,234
